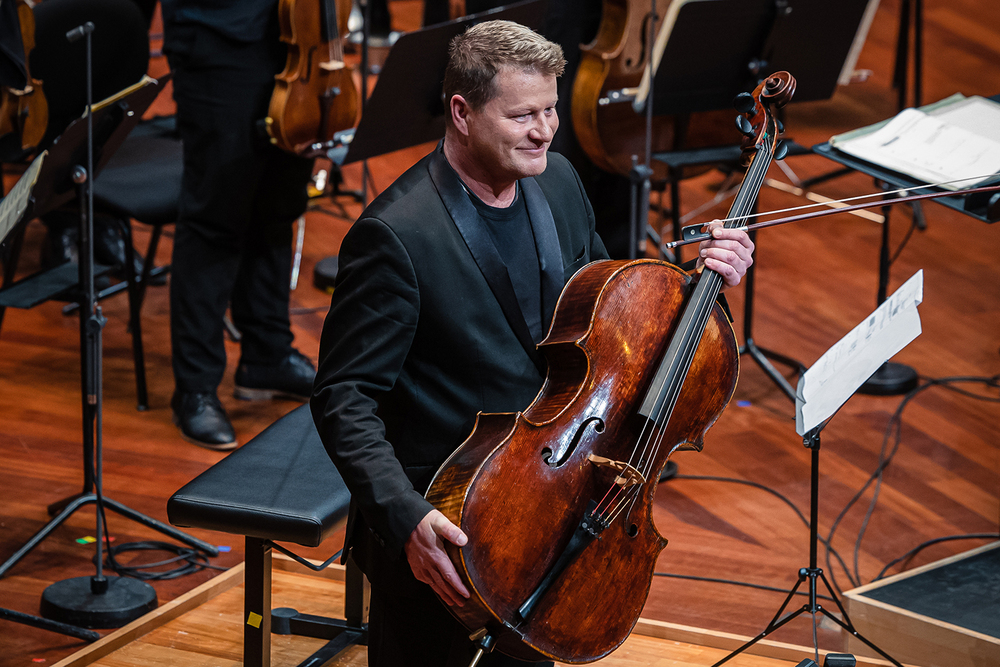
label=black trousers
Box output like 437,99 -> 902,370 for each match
164,19 -> 313,393
355,526 -> 554,667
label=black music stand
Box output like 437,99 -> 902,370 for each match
710,271 -> 925,667
0,73 -> 218,627
341,0 -> 546,166
632,0 -> 872,401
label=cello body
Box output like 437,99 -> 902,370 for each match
266,0 -> 358,155
426,258 -> 739,662
571,0 -> 731,177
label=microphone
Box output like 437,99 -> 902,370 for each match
66,21 -> 94,43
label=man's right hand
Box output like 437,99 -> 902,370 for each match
404,509 -> 471,607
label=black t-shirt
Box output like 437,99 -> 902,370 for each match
467,183 -> 544,343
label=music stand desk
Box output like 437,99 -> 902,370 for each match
811,142 -> 998,224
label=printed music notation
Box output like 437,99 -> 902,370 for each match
796,270 -> 924,435
830,95 -> 1000,189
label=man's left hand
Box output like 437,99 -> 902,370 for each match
696,221 -> 754,291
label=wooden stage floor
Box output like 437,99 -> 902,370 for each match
50,559 -> 895,667
2,1 -> 999,665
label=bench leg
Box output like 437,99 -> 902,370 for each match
245,536 -> 272,667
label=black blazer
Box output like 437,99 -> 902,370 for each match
311,145 -> 609,569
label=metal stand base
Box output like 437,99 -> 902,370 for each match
40,576 -> 157,629
858,361 -> 919,396
272,607 -> 367,667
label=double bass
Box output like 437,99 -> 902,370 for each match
0,0 -> 49,152
426,72 -> 795,663
265,0 -> 358,155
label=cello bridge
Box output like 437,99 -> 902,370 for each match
320,60 -> 346,71
587,454 -> 645,487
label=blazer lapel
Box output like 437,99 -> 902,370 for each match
427,148 -> 543,371
521,175 -> 564,332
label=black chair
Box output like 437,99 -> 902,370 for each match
0,0 -> 180,409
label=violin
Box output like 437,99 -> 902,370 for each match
571,0 -> 733,178
0,0 -> 49,152
425,72 -> 795,663
265,0 -> 359,155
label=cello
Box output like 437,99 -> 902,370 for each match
265,0 -> 359,155
425,72 -> 795,663
0,0 -> 49,153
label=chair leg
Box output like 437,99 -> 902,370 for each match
0,221 -> 28,334
114,218 -> 149,411
135,223 -> 164,308
245,536 -> 272,667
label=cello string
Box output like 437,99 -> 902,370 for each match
634,131 -> 775,491
603,116 -> 778,526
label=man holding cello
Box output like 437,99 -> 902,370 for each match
311,20 -> 753,666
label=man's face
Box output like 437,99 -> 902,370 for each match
464,67 -> 559,187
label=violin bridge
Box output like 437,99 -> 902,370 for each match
587,454 -> 645,487
320,60 -> 347,71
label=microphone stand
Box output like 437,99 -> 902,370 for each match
37,21 -> 158,628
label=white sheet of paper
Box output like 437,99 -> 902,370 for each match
932,95 -> 1000,144
832,107 -> 1000,189
0,151 -> 45,245
796,270 -> 924,435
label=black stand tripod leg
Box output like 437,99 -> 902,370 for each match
0,494 -> 219,579
812,571 -> 903,667
0,494 -> 97,578
100,498 -> 219,555
0,606 -> 100,641
710,430 -> 902,667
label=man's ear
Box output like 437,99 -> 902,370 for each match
450,94 -> 471,136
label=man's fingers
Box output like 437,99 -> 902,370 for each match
431,513 -> 469,547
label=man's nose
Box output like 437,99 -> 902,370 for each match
530,113 -> 557,142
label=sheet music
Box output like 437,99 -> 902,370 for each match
0,152 -> 45,245
830,103 -> 1000,189
796,270 -> 923,435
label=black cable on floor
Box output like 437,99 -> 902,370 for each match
825,374 -> 1000,594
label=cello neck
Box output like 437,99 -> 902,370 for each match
636,75 -> 790,431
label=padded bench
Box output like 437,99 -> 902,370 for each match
168,404 -> 365,667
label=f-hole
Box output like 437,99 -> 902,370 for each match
304,47 -> 316,83
542,417 -> 605,468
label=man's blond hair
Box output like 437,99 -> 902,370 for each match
443,20 -> 565,114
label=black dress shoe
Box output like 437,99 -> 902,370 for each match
234,350 -> 316,401
172,391 -> 238,450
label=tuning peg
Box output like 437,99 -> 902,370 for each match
733,92 -> 756,115
735,115 -> 754,137
776,118 -> 785,134
774,140 -> 789,161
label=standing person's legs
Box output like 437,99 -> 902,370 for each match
166,21 -> 291,447
231,146 -> 314,400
